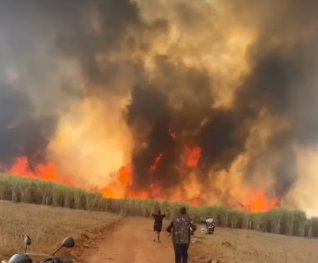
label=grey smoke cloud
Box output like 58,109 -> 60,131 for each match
0,0 -> 317,207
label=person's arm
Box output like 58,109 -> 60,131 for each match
190,220 -> 197,234
167,221 -> 174,233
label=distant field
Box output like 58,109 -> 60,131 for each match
0,200 -> 119,260
191,225 -> 318,263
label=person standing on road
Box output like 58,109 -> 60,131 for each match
167,207 -> 196,263
152,209 -> 166,242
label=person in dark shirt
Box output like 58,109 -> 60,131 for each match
167,207 -> 196,263
152,209 -> 166,242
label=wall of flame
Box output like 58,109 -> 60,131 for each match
0,0 -> 318,215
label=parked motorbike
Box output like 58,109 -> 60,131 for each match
206,218 -> 215,234
2,234 -> 75,263
200,217 -> 215,234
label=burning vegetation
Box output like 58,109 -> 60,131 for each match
0,0 -> 318,214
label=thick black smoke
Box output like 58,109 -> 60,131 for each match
232,0 -> 318,198
0,0 -> 318,204
126,58 -> 248,194
126,0 -> 318,199
0,85 -> 56,166
0,1 -> 73,167
54,0 -> 168,95
127,86 -> 177,189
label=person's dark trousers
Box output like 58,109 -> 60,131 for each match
174,243 -> 189,263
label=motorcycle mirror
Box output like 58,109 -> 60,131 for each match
23,235 -> 31,246
62,237 -> 75,248
52,237 -> 75,256
23,235 -> 31,253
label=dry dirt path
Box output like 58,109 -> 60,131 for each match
74,216 -> 318,263
82,217 -> 176,263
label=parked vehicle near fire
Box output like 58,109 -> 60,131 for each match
200,217 -> 215,234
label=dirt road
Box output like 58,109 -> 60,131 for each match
81,217 -> 175,263
75,216 -> 318,263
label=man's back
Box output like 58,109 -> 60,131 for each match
167,207 -> 196,263
171,214 -> 192,244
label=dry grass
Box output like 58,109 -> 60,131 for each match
0,200 -> 119,260
191,225 -> 318,263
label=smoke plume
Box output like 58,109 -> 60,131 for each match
0,0 -> 318,214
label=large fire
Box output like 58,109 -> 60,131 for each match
2,154 -> 280,213
150,153 -> 164,175
1,0 -> 317,218
102,165 -> 134,199
245,192 -> 279,213
7,156 -> 73,185
185,146 -> 202,169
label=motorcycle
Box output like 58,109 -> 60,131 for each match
2,234 -> 75,263
206,218 -> 215,234
200,217 -> 215,234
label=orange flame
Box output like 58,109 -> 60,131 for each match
150,153 -> 164,174
245,192 -> 279,213
149,183 -> 162,198
102,165 -> 134,198
185,146 -> 202,169
126,190 -> 149,199
190,198 -> 202,207
169,129 -> 176,140
3,158 -> 280,213
6,156 -> 73,185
